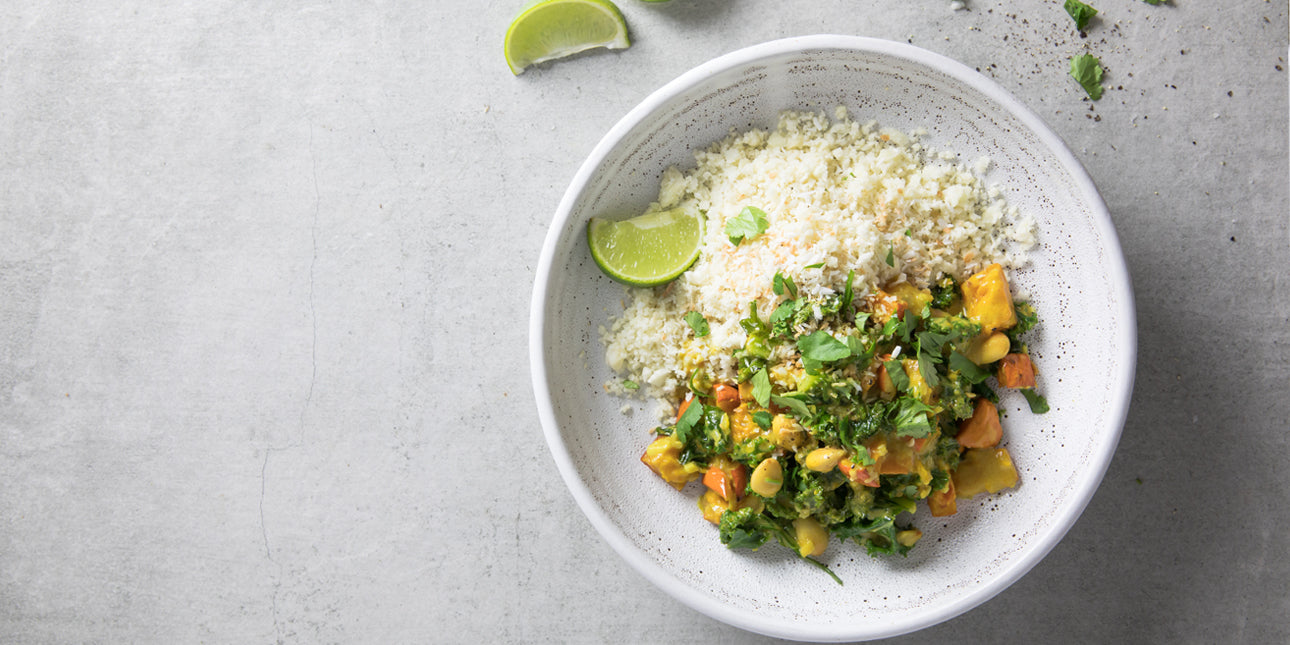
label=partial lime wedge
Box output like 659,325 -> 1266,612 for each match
587,207 -> 705,287
504,0 -> 631,75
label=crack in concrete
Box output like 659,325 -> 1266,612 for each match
260,119 -> 321,645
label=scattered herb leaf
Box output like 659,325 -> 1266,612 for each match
725,206 -> 769,246
770,394 -> 812,419
798,331 -> 851,372
1021,388 -> 1050,414
751,369 -> 772,407
622,380 -> 639,391
684,311 -> 710,337
1069,54 -> 1105,100
885,246 -> 895,267
1064,0 -> 1098,31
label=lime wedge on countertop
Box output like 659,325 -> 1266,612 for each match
587,207 -> 705,287
504,0 -> 631,75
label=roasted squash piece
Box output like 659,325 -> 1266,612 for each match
953,447 -> 1019,498
642,435 -> 703,490
962,263 -> 1017,332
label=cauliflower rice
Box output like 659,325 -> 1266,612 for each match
602,107 -> 1036,406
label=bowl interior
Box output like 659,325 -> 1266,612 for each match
532,37 -> 1134,642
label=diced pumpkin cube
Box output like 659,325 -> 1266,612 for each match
962,263 -> 1017,332
878,436 -> 916,475
928,478 -> 958,516
957,399 -> 1003,448
641,435 -> 703,490
998,353 -> 1037,388
953,447 -> 1019,498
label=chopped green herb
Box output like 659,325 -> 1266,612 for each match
1142,0 -> 1163,4
949,351 -> 992,384
891,397 -> 935,438
1021,388 -> 1050,414
1069,54 -> 1105,100
884,358 -> 911,393
674,398 -> 703,443
772,271 -> 798,299
903,228 -> 912,237
798,331 -> 851,372
885,246 -> 895,267
622,380 -> 639,390
725,206 -> 769,246
1064,0 -> 1098,31
751,369 -> 772,407
804,262 -> 824,269
770,394 -> 812,419
683,310 -> 710,337
751,410 -> 773,430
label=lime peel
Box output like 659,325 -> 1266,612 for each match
505,0 -> 631,75
587,207 -> 705,287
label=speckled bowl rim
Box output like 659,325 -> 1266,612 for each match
530,35 -> 1135,641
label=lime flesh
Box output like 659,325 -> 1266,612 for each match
505,0 -> 630,75
587,208 -> 704,287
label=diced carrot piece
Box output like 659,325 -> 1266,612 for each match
928,478 -> 958,516
714,383 -> 740,413
957,399 -> 1003,448
878,437 -> 915,475
676,396 -> 692,422
703,458 -> 747,501
997,353 -> 1037,389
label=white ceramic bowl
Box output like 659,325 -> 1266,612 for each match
530,35 -> 1135,641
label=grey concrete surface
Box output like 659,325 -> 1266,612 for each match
1,2 -> 1286,643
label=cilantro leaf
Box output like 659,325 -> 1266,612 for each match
885,246 -> 895,267
751,410 -> 773,430
1070,54 -> 1105,100
891,398 -> 935,438
917,351 -> 940,390
622,380 -> 639,391
798,331 -> 851,372
725,206 -> 769,246
1064,0 -> 1098,31
751,369 -> 772,408
1021,388 -> 1050,414
884,359 -> 911,393
949,351 -> 992,384
675,398 -> 704,443
770,394 -> 812,419
683,310 -> 710,337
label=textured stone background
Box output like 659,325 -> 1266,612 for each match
1,2 -> 1286,643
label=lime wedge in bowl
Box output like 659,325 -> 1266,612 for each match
504,0 -> 631,75
587,207 -> 704,287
